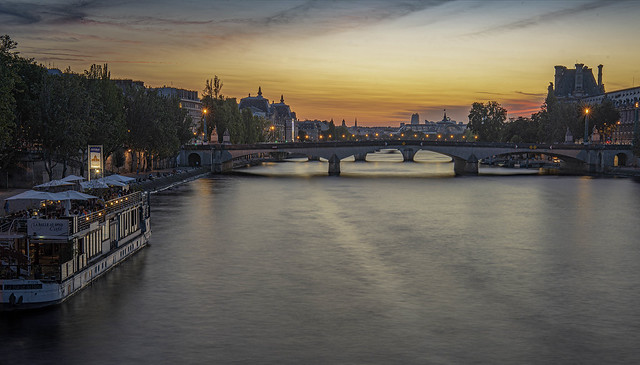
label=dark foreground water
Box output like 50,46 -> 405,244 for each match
3,152 -> 640,364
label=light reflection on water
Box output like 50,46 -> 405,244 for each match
3,154 -> 640,364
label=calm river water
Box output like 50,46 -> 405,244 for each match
3,151 -> 640,364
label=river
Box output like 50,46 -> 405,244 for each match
3,151 -> 640,364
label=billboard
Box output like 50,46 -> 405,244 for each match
89,145 -> 102,169
88,145 -> 103,180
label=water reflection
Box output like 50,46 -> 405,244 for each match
3,162 -> 640,364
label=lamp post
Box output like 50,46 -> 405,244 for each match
202,108 -> 208,144
634,102 -> 639,146
583,108 -> 590,145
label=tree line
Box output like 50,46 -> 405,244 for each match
467,83 -> 629,150
1,35 -> 193,179
200,75 -> 270,144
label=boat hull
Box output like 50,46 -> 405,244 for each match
1,225 -> 150,311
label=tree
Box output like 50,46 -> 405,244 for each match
124,86 -> 188,170
501,116 -> 540,143
36,71 -> 91,179
202,75 -> 224,141
588,98 -> 620,142
0,35 -> 17,156
467,101 -> 507,141
84,64 -> 127,173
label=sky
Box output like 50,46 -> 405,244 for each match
2,0 -> 640,126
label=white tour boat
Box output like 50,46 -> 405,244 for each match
0,191 -> 151,310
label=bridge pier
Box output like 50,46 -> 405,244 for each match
212,150 -> 233,174
353,153 -> 367,162
328,154 -> 341,176
308,155 -> 320,161
453,155 -> 478,176
400,148 -> 416,162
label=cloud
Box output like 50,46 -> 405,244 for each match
0,0 -> 130,25
466,0 -> 624,37
514,90 -> 545,97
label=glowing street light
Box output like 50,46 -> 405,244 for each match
584,108 -> 590,145
202,108 -> 208,144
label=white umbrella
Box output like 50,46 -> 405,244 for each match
53,190 -> 98,201
104,174 -> 136,183
5,190 -> 59,213
100,178 -> 126,187
61,174 -> 85,182
80,180 -> 110,190
34,179 -> 75,190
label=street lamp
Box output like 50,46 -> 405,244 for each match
634,102 -> 639,149
583,108 -> 590,145
202,108 -> 208,144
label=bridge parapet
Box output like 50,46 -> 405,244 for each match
180,141 -> 635,176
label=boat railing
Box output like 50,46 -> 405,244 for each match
0,191 -> 144,235
76,192 -> 143,233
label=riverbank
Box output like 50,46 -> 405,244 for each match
127,167 -> 210,193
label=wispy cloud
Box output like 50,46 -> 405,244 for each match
465,0 -> 624,37
0,0 -> 126,25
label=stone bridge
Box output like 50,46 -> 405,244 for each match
179,141 -> 635,176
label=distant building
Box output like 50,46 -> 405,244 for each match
238,87 -> 270,118
398,110 -> 467,137
239,87 -> 297,142
552,63 -> 639,144
582,86 -> 640,144
410,113 -> 419,125
154,87 -> 203,138
554,63 -> 604,100
113,79 -> 145,91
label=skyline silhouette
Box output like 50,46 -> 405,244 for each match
2,0 -> 639,125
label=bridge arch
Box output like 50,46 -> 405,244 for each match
614,153 -> 628,167
188,153 -> 201,167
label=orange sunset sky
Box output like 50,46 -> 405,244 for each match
2,0 -> 640,125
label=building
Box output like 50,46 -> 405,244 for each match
582,86 -> 640,144
554,63 -> 604,100
239,87 -> 297,142
398,110 -> 467,137
410,113 -> 419,125
553,63 -> 639,144
154,87 -> 203,140
238,87 -> 270,118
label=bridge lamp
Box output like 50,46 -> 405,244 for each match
401,133 -> 404,137
584,108 -> 590,145
375,133 -> 379,137
474,135 -> 478,140
342,134 -> 345,138
202,108 -> 208,143
450,135 -> 454,139
328,134 -> 332,138
437,134 -> 442,139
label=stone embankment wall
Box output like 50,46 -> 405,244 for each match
129,167 -> 210,193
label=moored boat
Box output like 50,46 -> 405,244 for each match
0,191 -> 151,310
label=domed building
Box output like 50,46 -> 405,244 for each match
239,87 -> 297,142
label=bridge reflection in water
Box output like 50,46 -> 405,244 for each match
180,140 -> 634,176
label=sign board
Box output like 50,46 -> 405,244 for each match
88,145 -> 103,181
89,145 -> 102,169
27,219 -> 69,238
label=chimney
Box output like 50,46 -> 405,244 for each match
575,63 -> 584,95
597,64 -> 603,90
554,66 -> 565,93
